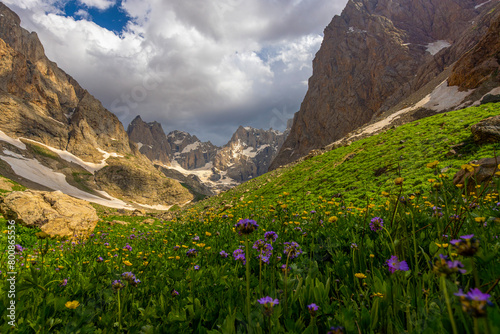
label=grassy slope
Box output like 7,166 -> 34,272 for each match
187,103 -> 500,213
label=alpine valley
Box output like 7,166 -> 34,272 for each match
1,0 -> 500,333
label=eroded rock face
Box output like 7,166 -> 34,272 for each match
127,116 -> 172,165
270,0 -> 492,169
0,190 -> 98,237
0,3 -> 131,162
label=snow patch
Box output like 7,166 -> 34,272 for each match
426,40 -> 451,55
133,202 -> 173,211
0,150 -> 134,209
0,130 -> 27,150
181,141 -> 201,153
137,142 -> 144,150
475,0 -> 492,9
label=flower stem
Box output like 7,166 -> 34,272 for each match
245,237 -> 251,325
441,276 -> 458,334
117,289 -> 122,332
259,256 -> 263,297
284,254 -> 290,318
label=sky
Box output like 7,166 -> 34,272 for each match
5,0 -> 348,146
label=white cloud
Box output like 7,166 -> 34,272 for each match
3,0 -> 349,145
78,0 -> 116,11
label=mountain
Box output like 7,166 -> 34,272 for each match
0,3 -> 193,209
127,117 -> 289,193
271,0 -> 500,169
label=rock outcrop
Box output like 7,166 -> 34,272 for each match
271,0 -> 499,169
471,115 -> 500,143
0,190 -> 98,237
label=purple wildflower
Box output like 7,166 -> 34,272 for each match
233,248 -> 246,265
455,288 -> 493,317
219,250 -> 228,258
308,303 -> 319,316
186,249 -> 198,258
327,326 -> 345,334
194,265 -> 200,270
97,256 -> 104,262
284,242 -> 303,259
432,254 -> 466,276
450,234 -> 479,256
234,219 -> 259,236
59,278 -> 68,287
264,231 -> 278,242
123,244 -> 132,252
15,244 -> 24,253
192,236 -> 200,241
258,296 -> 279,306
171,289 -> 179,297
387,255 -> 409,273
112,280 -> 125,291
369,217 -> 384,232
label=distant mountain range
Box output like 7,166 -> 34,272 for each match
127,116 -> 290,194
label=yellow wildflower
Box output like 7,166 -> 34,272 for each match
426,161 -> 439,168
355,273 -> 367,279
65,301 -> 80,309
123,260 -> 132,266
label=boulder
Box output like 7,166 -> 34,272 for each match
453,157 -> 500,193
471,115 -> 500,143
0,190 -> 98,237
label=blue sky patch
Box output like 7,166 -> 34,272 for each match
63,1 -> 130,33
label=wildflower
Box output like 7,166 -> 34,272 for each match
371,292 -> 384,298
15,244 -> 24,253
355,273 -> 367,279
386,255 -> 409,273
432,254 -> 466,276
186,249 -> 198,258
171,289 -> 179,297
194,265 -> 200,270
369,254 -> 375,258
284,242 -> 303,259
205,232 -> 211,236
327,326 -> 345,334
104,242 -> 109,246
258,296 -> 279,317
219,250 -> 228,258
450,234 -> 479,256
234,219 -> 259,236
59,278 -> 68,287
455,288 -> 493,317
65,301 -> 80,309
192,236 -> 200,241
369,217 -> 384,232
264,231 -> 278,242
328,216 -> 338,223
394,177 -> 404,185
173,245 -> 180,251
233,248 -> 246,265
307,303 -> 319,316
112,280 -> 125,291
123,260 -> 132,266
123,244 -> 132,252
350,243 -> 358,250
97,256 -> 104,262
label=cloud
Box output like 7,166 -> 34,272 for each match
78,0 -> 116,11
3,0 -> 349,145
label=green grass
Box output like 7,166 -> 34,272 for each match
24,141 -> 60,160
0,103 -> 499,333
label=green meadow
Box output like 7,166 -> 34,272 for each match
1,103 -> 500,333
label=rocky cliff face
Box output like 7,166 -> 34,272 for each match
167,130 -> 219,170
0,3 -> 192,208
127,116 -> 172,165
271,0 -> 497,169
214,126 -> 286,182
